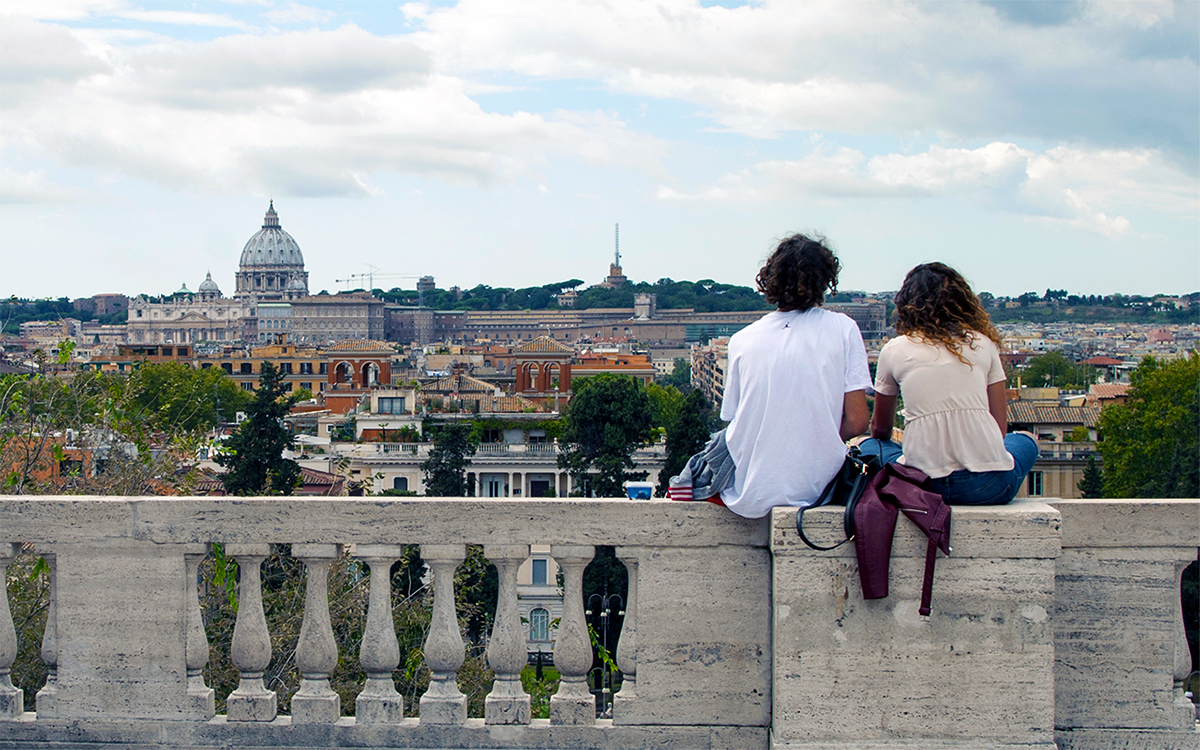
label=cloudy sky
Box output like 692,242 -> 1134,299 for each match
1,0 -> 1197,300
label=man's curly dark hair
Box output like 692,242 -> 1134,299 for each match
894,262 -> 1003,364
755,233 -> 840,311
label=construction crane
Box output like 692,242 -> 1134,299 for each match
335,264 -> 420,292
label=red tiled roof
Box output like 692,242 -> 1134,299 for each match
322,340 -> 396,353
1089,383 -> 1130,400
1084,356 -> 1123,366
1007,402 -> 1101,428
513,336 -> 575,354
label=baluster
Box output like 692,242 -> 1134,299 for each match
292,544 -> 341,723
355,545 -> 404,724
35,552 -> 57,718
550,545 -> 595,725
612,546 -> 640,721
419,544 -> 466,724
225,544 -> 276,722
484,544 -> 530,724
184,545 -> 214,718
1173,558 -> 1196,723
0,544 -> 22,719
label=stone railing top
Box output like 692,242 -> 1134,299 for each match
772,498 -> 1063,559
1048,498 -> 1200,548
0,496 -> 768,548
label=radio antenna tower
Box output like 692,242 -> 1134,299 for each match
614,223 -> 621,267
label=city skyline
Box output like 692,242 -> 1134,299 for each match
1,1 -> 1197,300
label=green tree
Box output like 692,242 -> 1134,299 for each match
644,382 -> 684,432
421,423 -> 477,496
661,358 -> 692,392
1097,355 -> 1199,498
215,362 -> 300,495
126,361 -> 248,434
558,374 -> 652,497
655,389 -> 713,497
1012,351 -> 1095,389
1077,455 -> 1105,498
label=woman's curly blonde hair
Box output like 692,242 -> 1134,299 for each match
894,262 -> 1002,363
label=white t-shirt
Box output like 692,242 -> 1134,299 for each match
719,308 -> 871,519
874,333 -> 1013,478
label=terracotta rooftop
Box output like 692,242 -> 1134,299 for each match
513,336 -> 576,354
1089,383 -> 1130,400
1084,356 -> 1123,366
423,373 -> 497,393
1007,402 -> 1101,428
322,340 -> 396,353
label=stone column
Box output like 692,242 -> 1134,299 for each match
0,544 -> 23,719
34,552 -> 57,718
485,544 -> 531,725
355,544 -> 404,724
225,544 -> 276,722
550,545 -> 595,725
183,545 -> 214,719
419,544 -> 466,724
612,546 -> 641,723
291,544 -> 340,724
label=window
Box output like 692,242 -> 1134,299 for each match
222,363 -> 232,374
393,477 -> 408,491
319,363 -> 328,375
531,558 -> 548,586
300,362 -> 313,375
241,383 -> 254,391
280,362 -> 293,375
1027,471 -> 1044,497
240,363 -> 252,374
377,397 -> 405,415
529,608 -> 550,642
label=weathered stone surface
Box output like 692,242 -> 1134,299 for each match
771,500 -> 1060,749
619,544 -> 771,727
51,541 -> 192,719
1049,499 -> 1199,741
0,497 -> 769,548
0,716 -> 770,748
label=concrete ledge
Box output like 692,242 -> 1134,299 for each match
1049,499 -> 1200,548
1054,727 -> 1200,750
0,498 -> 769,548
0,716 -> 768,750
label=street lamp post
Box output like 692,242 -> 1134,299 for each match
585,591 -> 624,719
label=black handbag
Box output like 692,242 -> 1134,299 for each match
796,445 -> 883,550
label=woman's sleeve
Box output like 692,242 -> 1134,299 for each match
874,340 -> 900,396
985,339 -> 1007,386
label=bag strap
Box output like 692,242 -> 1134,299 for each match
796,504 -> 854,551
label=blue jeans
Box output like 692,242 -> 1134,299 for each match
857,433 -> 1039,506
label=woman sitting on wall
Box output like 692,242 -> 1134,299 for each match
861,262 -> 1037,505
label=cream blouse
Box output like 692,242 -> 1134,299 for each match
874,333 -> 1013,479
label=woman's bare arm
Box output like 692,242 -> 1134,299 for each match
870,392 -> 898,441
840,389 -> 870,441
987,381 -> 1008,436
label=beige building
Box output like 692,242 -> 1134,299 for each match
127,275 -> 246,345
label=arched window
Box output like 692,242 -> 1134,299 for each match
529,607 -> 550,642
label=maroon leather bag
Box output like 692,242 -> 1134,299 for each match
852,463 -> 952,616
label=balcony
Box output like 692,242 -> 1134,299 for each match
0,497 -> 1193,750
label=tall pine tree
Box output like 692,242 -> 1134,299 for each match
421,423 -> 477,496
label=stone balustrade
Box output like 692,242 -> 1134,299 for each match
0,496 -> 1192,750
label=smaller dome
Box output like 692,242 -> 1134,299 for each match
175,283 -> 191,295
199,272 -> 221,294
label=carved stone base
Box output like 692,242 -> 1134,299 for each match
356,681 -> 404,725
186,685 -> 215,720
0,686 -> 22,720
34,684 -> 57,719
226,679 -> 277,723
291,679 -> 340,724
550,678 -> 595,726
611,682 -> 639,726
485,679 -> 530,725
420,679 -> 466,725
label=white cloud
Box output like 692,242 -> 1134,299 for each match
0,20 -> 665,197
658,142 -> 1196,239
0,168 -> 84,204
